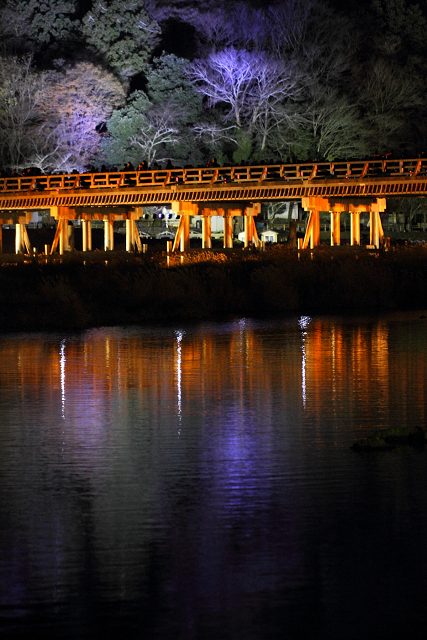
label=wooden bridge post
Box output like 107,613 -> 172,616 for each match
180,215 -> 190,252
302,209 -> 320,249
370,208 -> 379,249
302,197 -> 330,249
201,209 -> 212,248
82,219 -> 92,252
48,206 -> 75,254
244,215 -> 251,247
243,206 -> 261,248
104,217 -> 114,251
125,219 -> 132,252
133,219 -> 142,252
330,209 -> 341,246
59,219 -> 66,255
224,211 -> 237,248
172,214 -> 191,252
171,202 -> 198,251
15,214 -> 32,255
125,216 -> 142,252
369,199 -> 386,249
15,223 -> 23,254
58,219 -> 73,254
350,210 -> 361,246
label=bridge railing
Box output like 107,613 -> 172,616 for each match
1,158 -> 426,193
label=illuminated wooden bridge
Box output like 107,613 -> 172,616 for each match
1,157 -> 426,255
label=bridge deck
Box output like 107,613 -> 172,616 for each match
1,158 -> 427,212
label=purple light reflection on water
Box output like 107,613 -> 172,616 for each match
1,316 -> 427,639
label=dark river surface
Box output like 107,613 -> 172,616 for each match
1,313 -> 427,640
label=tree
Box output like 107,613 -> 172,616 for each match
301,86 -> 367,161
128,103 -> 180,167
189,48 -> 300,129
0,0 -> 77,51
188,47 -> 301,162
81,0 -> 161,78
191,2 -> 267,52
33,62 -> 126,172
146,53 -> 204,164
369,0 -> 427,54
102,90 -> 179,167
146,53 -> 202,121
0,55 -> 45,170
356,57 -> 423,154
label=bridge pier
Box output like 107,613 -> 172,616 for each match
330,209 -> 341,246
50,218 -> 72,255
201,209 -> 212,248
302,197 -> 329,249
302,197 -> 386,249
171,202 -> 198,251
104,217 -> 114,251
370,201 -> 385,247
125,217 -> 142,252
172,211 -> 191,252
244,206 -> 261,248
350,210 -> 361,245
13,212 -> 34,255
15,223 -> 32,254
82,219 -> 92,251
224,210 -> 235,248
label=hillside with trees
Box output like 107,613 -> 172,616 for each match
0,0 -> 427,173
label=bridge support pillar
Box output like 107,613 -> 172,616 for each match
104,218 -> 114,251
15,223 -> 30,254
172,214 -> 191,252
180,215 -> 190,252
171,202 -> 198,251
15,223 -> 22,254
0,225 -> 2,254
303,209 -> 320,248
13,212 -> 35,254
201,209 -> 212,248
82,219 -> 92,252
302,197 -> 386,250
55,219 -> 72,255
350,211 -> 361,246
330,210 -> 341,246
302,197 -> 330,249
125,218 -> 142,252
48,207 -> 76,255
49,219 -> 72,255
244,205 -> 261,248
224,211 -> 235,248
370,201 -> 385,249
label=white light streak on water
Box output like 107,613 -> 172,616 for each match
176,330 -> 184,432
298,316 -> 311,408
60,339 -> 66,420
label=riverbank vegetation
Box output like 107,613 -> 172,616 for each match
2,245 -> 427,331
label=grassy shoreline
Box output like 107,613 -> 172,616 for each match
1,245 -> 427,332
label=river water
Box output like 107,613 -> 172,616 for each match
1,314 -> 427,640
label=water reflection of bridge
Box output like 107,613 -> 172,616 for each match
1,158 -> 427,255
2,318 -> 426,430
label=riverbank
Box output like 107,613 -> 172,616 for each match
1,245 -> 427,331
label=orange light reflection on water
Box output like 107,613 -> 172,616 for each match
1,317 -> 427,438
